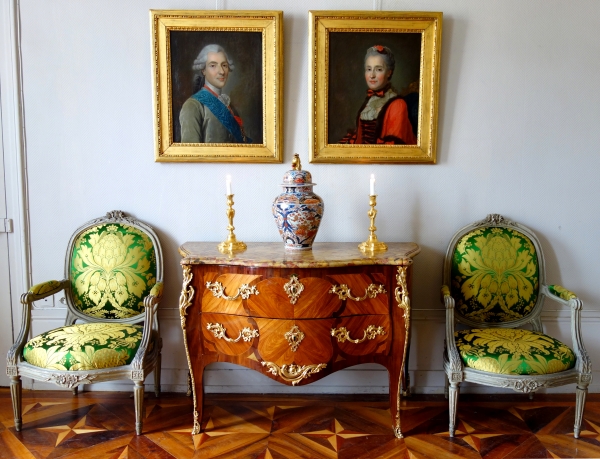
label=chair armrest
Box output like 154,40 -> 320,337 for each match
130,282 -> 163,378
543,284 -> 592,378
545,284 -> 577,306
7,279 -> 68,373
442,285 -> 463,375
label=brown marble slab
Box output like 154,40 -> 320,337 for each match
179,242 -> 420,268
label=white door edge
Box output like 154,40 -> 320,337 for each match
0,0 -> 33,387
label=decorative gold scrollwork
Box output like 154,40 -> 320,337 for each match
393,264 -> 411,440
284,325 -> 305,351
283,275 -> 304,304
331,325 -> 385,344
179,265 -> 195,330
206,322 -> 259,343
205,281 -> 259,301
261,361 -> 327,386
329,283 -> 386,301
394,266 -> 410,330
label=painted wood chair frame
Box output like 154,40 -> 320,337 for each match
442,214 -> 592,438
6,210 -> 163,435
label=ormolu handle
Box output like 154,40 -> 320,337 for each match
205,281 -> 259,301
206,322 -> 259,342
329,283 -> 386,301
331,325 -> 385,344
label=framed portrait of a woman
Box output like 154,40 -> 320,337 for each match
151,10 -> 282,162
309,11 -> 442,164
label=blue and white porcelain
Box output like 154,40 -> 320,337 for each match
272,154 -> 324,250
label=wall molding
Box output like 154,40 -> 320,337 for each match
29,306 -> 599,394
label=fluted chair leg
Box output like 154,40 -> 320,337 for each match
154,353 -> 161,397
574,384 -> 588,439
134,381 -> 145,435
10,376 -> 22,431
448,381 -> 460,437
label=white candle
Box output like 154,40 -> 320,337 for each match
226,175 -> 232,195
370,174 -> 375,196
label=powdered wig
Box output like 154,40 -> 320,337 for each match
364,45 -> 395,77
192,44 -> 235,92
192,44 -> 235,73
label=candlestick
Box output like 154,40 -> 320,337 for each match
370,174 -> 375,196
226,175 -> 232,195
217,194 -> 247,254
358,194 -> 388,253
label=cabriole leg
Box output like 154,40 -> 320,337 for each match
134,381 -> 145,435
10,376 -> 22,431
574,384 -> 588,439
448,381 -> 460,437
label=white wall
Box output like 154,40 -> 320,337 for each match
9,0 -> 600,393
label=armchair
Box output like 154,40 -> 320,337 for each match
6,210 -> 163,435
442,214 -> 591,438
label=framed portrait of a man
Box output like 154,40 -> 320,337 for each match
309,11 -> 442,164
151,10 -> 282,162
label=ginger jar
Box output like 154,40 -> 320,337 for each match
272,154 -> 324,250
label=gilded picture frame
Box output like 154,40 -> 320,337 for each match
309,11 -> 442,164
150,10 -> 283,162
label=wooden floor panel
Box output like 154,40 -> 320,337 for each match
0,389 -> 599,458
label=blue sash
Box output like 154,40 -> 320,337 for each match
192,89 -> 246,143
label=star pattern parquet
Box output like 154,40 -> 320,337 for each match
0,389 -> 599,458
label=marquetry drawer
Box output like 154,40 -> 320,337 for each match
331,315 -> 390,356
201,313 -> 259,356
326,273 -> 389,316
254,318 -> 335,367
201,271 -> 390,319
202,273 -> 261,316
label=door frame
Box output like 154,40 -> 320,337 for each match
0,0 -> 32,385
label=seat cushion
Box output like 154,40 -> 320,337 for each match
22,323 -> 145,371
455,328 -> 575,375
70,223 -> 157,319
451,226 -> 539,323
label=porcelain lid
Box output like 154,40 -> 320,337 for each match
281,154 -> 316,186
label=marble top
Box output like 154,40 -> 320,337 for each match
179,242 -> 420,268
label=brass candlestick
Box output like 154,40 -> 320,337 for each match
218,194 -> 247,253
358,195 -> 388,253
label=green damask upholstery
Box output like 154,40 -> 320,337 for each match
451,226 -> 539,323
455,328 -> 575,375
70,223 -> 157,319
22,323 -> 144,371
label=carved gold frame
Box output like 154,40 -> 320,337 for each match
150,10 -> 283,162
309,11 -> 442,164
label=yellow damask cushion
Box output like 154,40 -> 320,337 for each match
22,323 -> 144,371
451,226 -> 539,323
455,328 -> 575,375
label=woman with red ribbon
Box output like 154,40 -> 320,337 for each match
340,45 -> 416,145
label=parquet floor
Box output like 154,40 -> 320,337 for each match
0,389 -> 599,458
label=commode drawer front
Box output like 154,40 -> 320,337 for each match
331,315 -> 390,356
254,318 -> 334,366
202,313 -> 259,356
247,276 -> 340,319
326,273 -> 389,316
202,273 -> 261,316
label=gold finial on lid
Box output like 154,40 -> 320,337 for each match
291,153 -> 302,171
